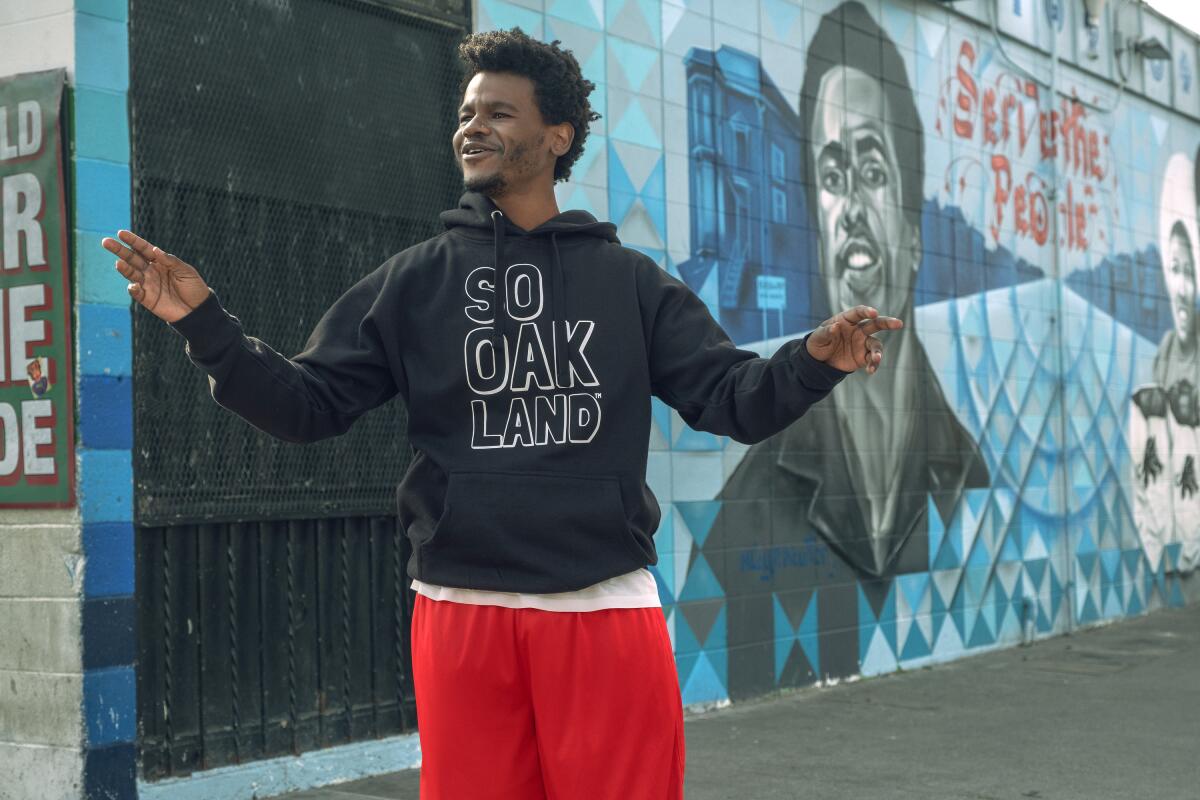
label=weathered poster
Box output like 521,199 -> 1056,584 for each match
0,69 -> 73,508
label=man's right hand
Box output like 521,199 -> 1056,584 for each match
101,230 -> 211,323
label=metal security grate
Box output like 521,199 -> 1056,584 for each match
129,0 -> 469,524
136,518 -> 416,779
129,0 -> 471,780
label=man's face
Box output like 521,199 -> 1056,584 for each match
28,361 -> 41,380
1166,230 -> 1197,342
811,66 -> 918,315
453,72 -> 554,198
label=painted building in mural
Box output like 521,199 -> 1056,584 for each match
477,0 -> 1200,706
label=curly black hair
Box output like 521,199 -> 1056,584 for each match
458,28 -> 600,183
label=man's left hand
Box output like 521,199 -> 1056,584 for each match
806,305 -> 904,375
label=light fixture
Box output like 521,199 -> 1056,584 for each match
1082,0 -> 1106,29
1081,0 -> 1106,60
1133,35 -> 1171,61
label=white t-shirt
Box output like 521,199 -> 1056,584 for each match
411,567 -> 661,612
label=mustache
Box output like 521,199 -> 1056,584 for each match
835,221 -> 881,265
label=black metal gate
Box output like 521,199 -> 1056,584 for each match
129,0 -> 470,780
136,518 -> 414,777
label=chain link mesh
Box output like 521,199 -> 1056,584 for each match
130,0 -> 469,524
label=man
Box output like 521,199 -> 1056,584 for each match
103,28 -> 900,799
708,1 -> 988,693
1133,151 -> 1200,574
1154,152 -> 1200,390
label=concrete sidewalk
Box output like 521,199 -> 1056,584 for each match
277,606 -> 1199,800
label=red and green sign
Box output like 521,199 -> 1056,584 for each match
0,69 -> 73,508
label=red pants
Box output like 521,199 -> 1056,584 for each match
411,594 -> 686,799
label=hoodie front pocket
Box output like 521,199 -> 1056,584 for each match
420,471 -> 645,593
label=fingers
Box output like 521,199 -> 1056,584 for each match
117,229 -> 158,261
114,258 -> 141,282
101,230 -> 154,271
836,305 -> 879,326
855,316 -> 904,337
865,335 -> 884,375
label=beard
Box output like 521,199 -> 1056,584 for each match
463,171 -> 508,196
459,134 -> 544,198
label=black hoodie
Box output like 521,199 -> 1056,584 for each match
171,192 -> 848,593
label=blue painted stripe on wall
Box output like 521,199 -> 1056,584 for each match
78,303 -> 132,377
79,450 -> 133,523
78,230 -> 135,306
137,733 -> 422,800
79,375 -> 133,450
84,742 -> 136,800
74,159 -> 131,234
74,87 -> 129,164
82,596 -> 135,670
76,0 -> 129,23
77,3 -> 136,797
75,13 -> 129,93
82,522 -> 135,598
84,666 -> 136,747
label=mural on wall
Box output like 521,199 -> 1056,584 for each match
672,0 -> 1196,700
1132,151 -> 1200,574
477,0 -> 1198,706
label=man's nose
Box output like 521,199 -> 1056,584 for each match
839,178 -> 867,233
461,114 -> 489,138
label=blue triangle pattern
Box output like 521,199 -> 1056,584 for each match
879,584 -> 898,652
901,627 -> 931,661
480,0 -> 542,33
673,425 -> 723,451
968,614 -> 995,648
674,609 -> 700,655
609,36 -> 659,93
649,562 -> 673,604
799,594 -> 820,673
706,606 -> 728,652
927,495 -> 945,568
682,652 -> 726,705
1049,568 -> 1064,625
897,573 -> 930,613
773,595 -> 793,682
635,0 -> 662,43
610,95 -> 661,149
930,582 -> 948,644
1100,549 -> 1121,582
858,585 -> 879,662
763,0 -> 802,36
549,0 -> 602,29
678,553 -> 723,602
676,501 -> 721,548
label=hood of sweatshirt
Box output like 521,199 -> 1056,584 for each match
440,192 -> 619,386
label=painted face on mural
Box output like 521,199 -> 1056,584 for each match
811,66 -> 919,315
454,72 -> 558,198
1166,223 -> 1197,343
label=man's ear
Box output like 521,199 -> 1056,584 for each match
910,226 -> 922,271
550,122 -> 574,157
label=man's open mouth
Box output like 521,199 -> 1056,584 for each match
462,143 -> 498,162
838,239 -> 879,272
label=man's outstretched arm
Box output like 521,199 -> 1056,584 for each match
638,260 -> 902,445
103,230 -> 398,443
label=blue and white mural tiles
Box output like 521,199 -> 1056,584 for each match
478,0 -> 1198,703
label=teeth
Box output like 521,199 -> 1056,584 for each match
847,251 -> 875,269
